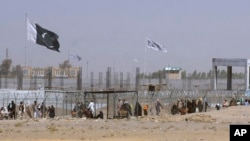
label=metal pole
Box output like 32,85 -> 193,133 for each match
65,95 -> 67,115
136,91 -> 138,119
107,93 -> 109,119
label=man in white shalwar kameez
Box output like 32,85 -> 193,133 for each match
87,100 -> 95,116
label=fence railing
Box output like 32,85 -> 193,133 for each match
0,89 -> 249,120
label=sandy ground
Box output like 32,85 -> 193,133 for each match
0,106 -> 250,141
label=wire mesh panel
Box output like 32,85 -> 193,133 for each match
83,90 -> 138,119
107,93 -> 115,119
0,89 -> 248,120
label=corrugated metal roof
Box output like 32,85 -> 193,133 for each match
165,66 -> 182,71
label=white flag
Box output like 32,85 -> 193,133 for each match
27,18 -> 37,43
146,38 -> 167,53
69,52 -> 81,61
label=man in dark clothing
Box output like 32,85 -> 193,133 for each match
96,111 -> 104,119
40,102 -> 47,118
134,102 -> 142,116
204,101 -> 210,112
155,99 -> 163,116
49,105 -> 55,118
8,101 -> 16,119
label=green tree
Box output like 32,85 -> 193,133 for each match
181,71 -> 186,79
219,70 -> 227,79
200,72 -> 206,79
207,70 -> 212,79
191,70 -> 197,79
0,59 -> 12,76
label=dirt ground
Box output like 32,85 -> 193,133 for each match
0,106 -> 250,141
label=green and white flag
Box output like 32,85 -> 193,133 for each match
27,18 -> 60,52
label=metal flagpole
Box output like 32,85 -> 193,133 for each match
143,40 -> 148,85
87,61 -> 89,85
25,13 -> 28,67
68,50 -> 70,63
67,51 -> 71,80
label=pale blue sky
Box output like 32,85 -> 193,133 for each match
1,0 -> 250,75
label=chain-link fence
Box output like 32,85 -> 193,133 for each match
1,89 -> 249,120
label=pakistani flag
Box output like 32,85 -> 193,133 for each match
27,18 -> 60,52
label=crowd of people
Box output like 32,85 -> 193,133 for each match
215,98 -> 249,110
224,98 -> 250,106
2,97 -> 248,120
0,100 -> 55,120
0,101 -> 17,120
116,98 -> 133,118
116,98 -> 164,117
72,100 -> 103,119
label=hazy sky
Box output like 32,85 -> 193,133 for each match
1,0 -> 250,75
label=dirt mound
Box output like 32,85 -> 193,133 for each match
185,114 -> 216,123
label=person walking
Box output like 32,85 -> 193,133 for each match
117,98 -> 123,117
155,99 -> 163,116
8,101 -> 16,119
32,101 -> 39,119
87,100 -> 95,117
18,101 -> 24,119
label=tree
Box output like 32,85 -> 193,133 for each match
219,70 -> 227,79
196,72 -> 201,79
59,60 -> 71,69
10,66 -> 17,78
191,70 -> 197,79
0,59 -> 12,76
200,72 -> 206,79
181,71 -> 186,79
207,70 -> 212,79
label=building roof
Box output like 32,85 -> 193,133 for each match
164,66 -> 182,71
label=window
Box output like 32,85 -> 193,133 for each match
70,70 -> 76,76
23,69 -> 29,76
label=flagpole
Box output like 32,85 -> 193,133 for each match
143,42 -> 147,85
86,61 -> 89,85
67,51 -> 70,80
25,13 -> 28,67
68,50 -> 70,63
